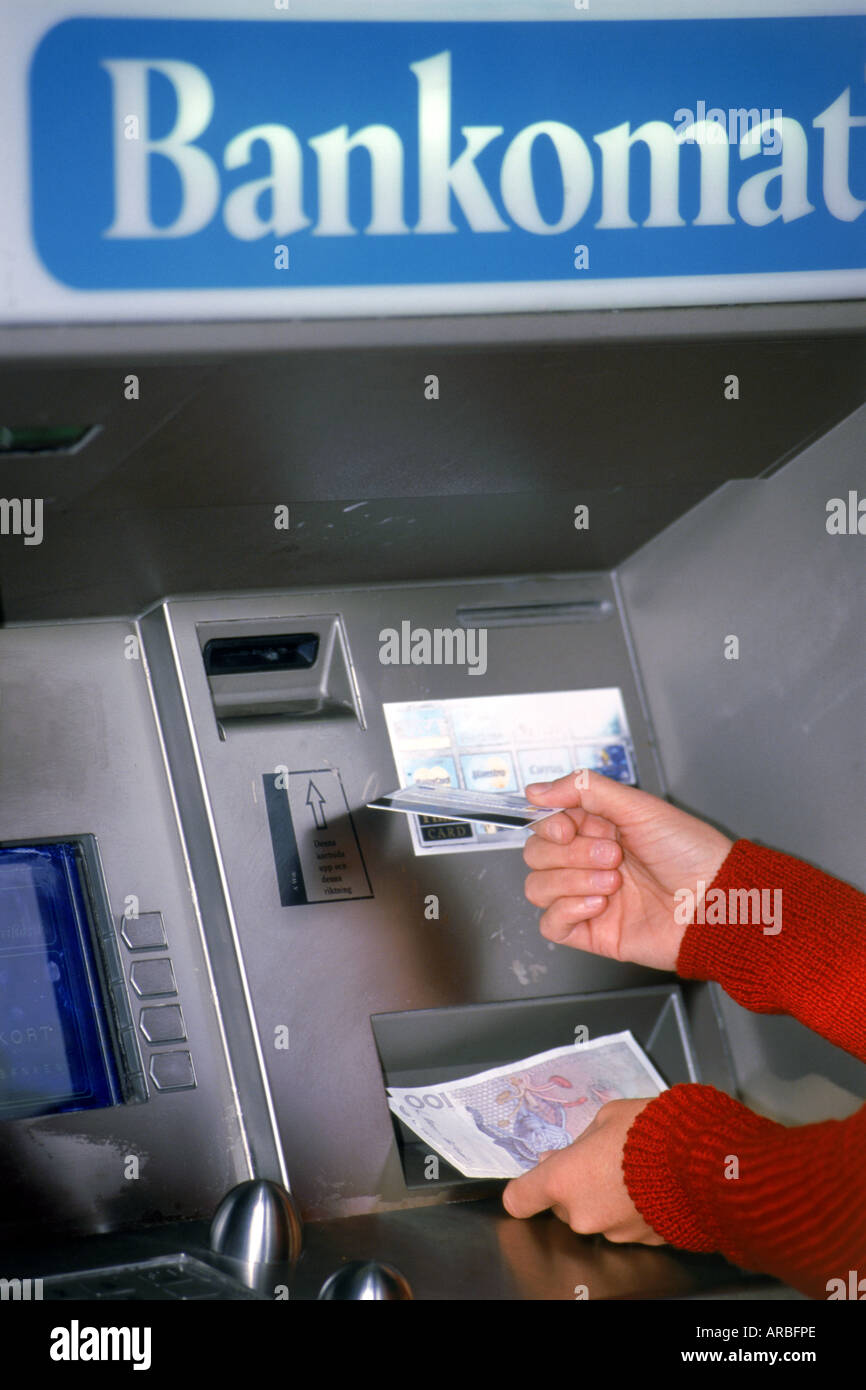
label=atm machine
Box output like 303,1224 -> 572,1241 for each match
0,2 -> 864,1304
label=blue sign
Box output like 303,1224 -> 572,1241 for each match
29,17 -> 866,299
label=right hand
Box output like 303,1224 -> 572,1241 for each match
523,770 -> 733,972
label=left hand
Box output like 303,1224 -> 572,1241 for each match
502,1098 -> 666,1245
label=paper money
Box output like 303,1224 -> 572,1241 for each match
388,1031 -> 666,1179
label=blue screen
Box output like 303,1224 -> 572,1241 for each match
0,843 -> 122,1121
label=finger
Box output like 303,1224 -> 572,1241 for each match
525,867 -> 622,909
524,776 -> 619,836
502,1158 -> 561,1219
529,808 -> 619,846
523,834 -> 622,872
524,772 -> 592,807
537,898 -> 608,945
526,769 -> 661,831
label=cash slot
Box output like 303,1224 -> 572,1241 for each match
371,985 -> 700,1193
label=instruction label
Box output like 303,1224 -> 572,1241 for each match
264,769 -> 373,907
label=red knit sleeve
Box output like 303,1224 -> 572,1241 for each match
622,842 -> 866,1298
622,1085 -> 866,1300
677,839 -> 866,1059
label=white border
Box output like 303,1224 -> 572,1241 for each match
3,271 -> 866,324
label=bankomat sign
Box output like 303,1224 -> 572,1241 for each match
26,16 -> 866,311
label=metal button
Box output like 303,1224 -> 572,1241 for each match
121,912 -> 167,951
130,959 -> 177,997
149,1051 -> 196,1091
139,1004 -> 186,1044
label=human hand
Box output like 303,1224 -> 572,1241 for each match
523,769 -> 733,971
502,1098 -> 664,1244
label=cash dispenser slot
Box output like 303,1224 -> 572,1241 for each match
203,632 -> 320,675
372,986 -> 698,1192
197,615 -> 364,727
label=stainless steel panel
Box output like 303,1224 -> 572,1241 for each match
141,574 -> 676,1219
0,1210 -> 793,1303
2,334 -> 863,622
0,620 -> 253,1237
618,401 -> 866,1113
2,300 -> 865,360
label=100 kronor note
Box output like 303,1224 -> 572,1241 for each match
388,1032 -> 667,1179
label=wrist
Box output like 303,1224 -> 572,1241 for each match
622,1084 -> 775,1252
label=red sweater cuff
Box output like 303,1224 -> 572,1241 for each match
625,841 -> 866,1297
622,1083 -> 777,1254
623,1085 -> 866,1298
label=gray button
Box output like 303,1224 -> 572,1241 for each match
139,1005 -> 186,1044
121,912 -> 167,951
149,1051 -> 196,1091
130,959 -> 177,998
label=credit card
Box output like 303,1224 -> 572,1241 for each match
367,783 -> 565,828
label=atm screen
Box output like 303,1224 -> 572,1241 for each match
0,841 -> 125,1121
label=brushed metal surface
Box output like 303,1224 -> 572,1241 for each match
140,574 -> 675,1220
1,334 -> 863,622
0,620 -> 253,1238
0,1207 -> 788,1303
618,401 -> 866,1114
1,300 -> 864,360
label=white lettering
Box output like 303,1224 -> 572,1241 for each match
410,51 -> 507,233
738,117 -> 814,225
102,60 -> 219,237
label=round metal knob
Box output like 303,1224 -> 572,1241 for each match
318,1260 -> 413,1301
210,1179 -> 303,1292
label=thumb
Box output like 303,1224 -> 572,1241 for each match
525,768 -> 659,830
502,1158 -> 558,1219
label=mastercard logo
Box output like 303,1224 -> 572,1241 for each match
409,765 -> 453,786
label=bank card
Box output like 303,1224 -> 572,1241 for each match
367,783 -> 566,828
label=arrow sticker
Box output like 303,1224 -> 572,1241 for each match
305,779 -> 328,831
264,768 -> 372,907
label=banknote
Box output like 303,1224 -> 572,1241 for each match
388,1031 -> 667,1179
